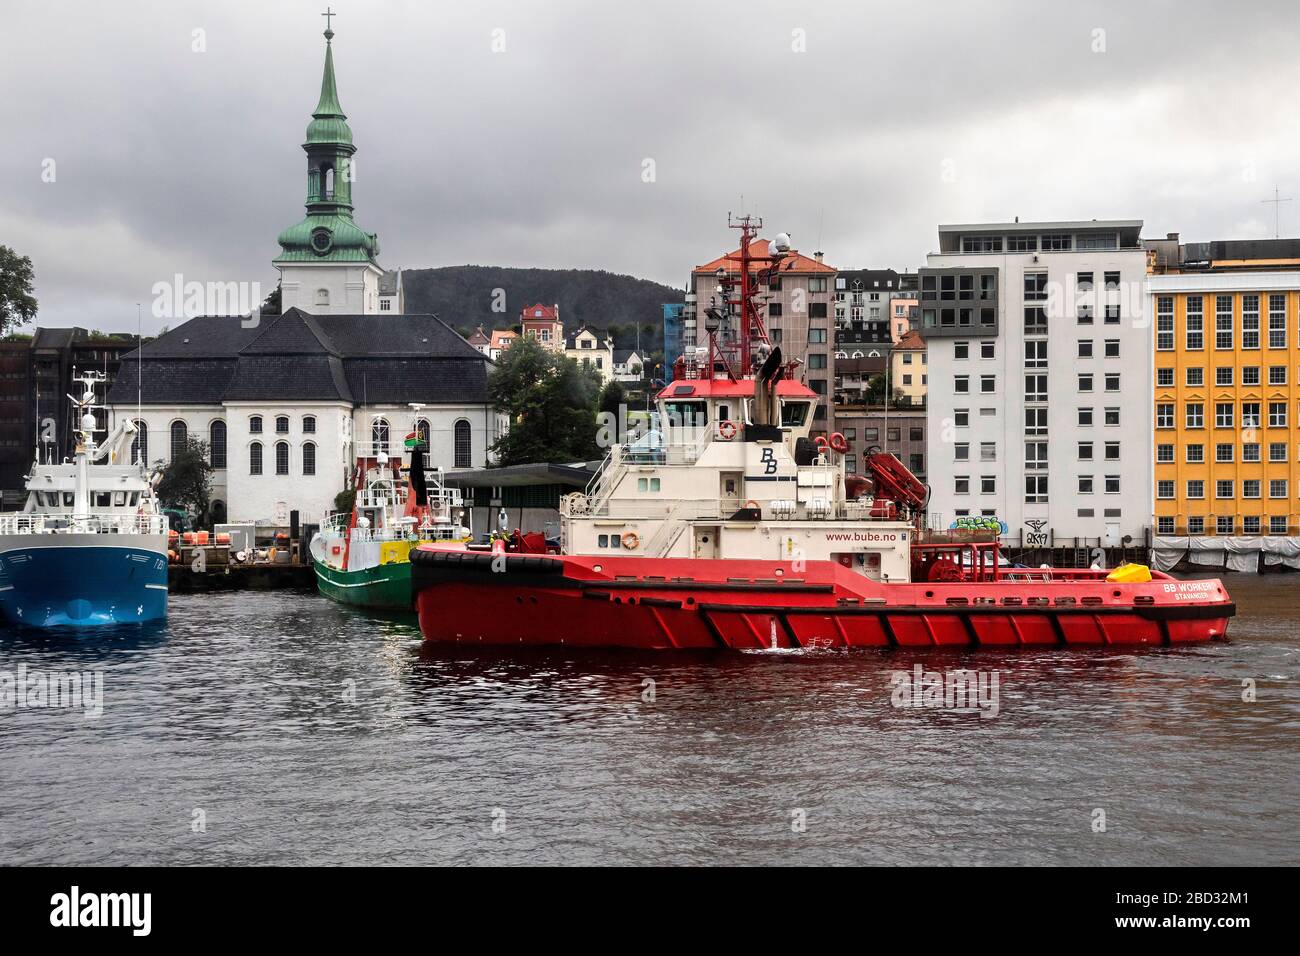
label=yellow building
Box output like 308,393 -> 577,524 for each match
1150,264 -> 1300,539
889,329 -> 927,408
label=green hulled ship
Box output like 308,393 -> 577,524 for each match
310,430 -> 471,611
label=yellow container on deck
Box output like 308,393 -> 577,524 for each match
1106,563 -> 1152,584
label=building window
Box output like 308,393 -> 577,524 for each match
209,420 -> 227,469
1216,479 -> 1234,499
1025,475 -> 1048,503
1077,305 -> 1094,325
1270,442 -> 1286,462
1155,404 -> 1173,428
1186,296 -> 1204,350
275,415 -> 289,434
1187,444 -> 1204,463
954,375 -> 969,393
1156,443 -> 1173,462
1215,295 -> 1234,349
1024,272 -> 1048,301
1270,479 -> 1287,499
249,415 -> 263,434
1187,479 -> 1204,499
275,441 -> 289,475
303,415 -> 316,434
1104,373 -> 1120,391
1271,515 -> 1288,535
1157,368 -> 1173,387
980,475 -> 996,494
1217,516 -> 1235,535
1242,294 -> 1260,349
379,299 -> 392,312
1268,294 -> 1286,349
1025,407 -> 1047,435
1186,367 -> 1204,387
1078,475 -> 1095,494
1025,374 -> 1047,402
1079,441 -> 1094,460
1104,305 -> 1120,324
954,341 -> 969,360
1156,296 -> 1174,350
1078,373 -> 1093,392
1244,443 -> 1261,462
1080,407 -> 1096,427
1079,340 -> 1094,359
170,421 -> 187,461
1104,339 -> 1120,358
1216,443 -> 1234,463
1104,407 -> 1120,426
1270,366 -> 1287,385
454,419 -> 472,468
1244,516 -> 1261,535
637,477 -> 661,492
1242,402 -> 1261,428
1188,516 -> 1205,534
1186,403 -> 1204,429
1157,516 -> 1175,535
1157,480 -> 1175,499
1215,403 -> 1234,429
1025,442 -> 1047,470
1024,307 -> 1047,334
372,417 -> 389,453
1270,402 -> 1288,427
131,421 -> 148,465
954,409 -> 969,427
955,476 -> 970,495
316,288 -> 330,307
1025,341 -> 1047,367
980,375 -> 995,393
249,441 -> 263,475
302,441 -> 316,476
1104,475 -> 1120,494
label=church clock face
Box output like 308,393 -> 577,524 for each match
311,228 -> 333,255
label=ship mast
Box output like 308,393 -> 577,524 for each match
700,214 -> 781,381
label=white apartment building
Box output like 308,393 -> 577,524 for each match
922,220 -> 1151,548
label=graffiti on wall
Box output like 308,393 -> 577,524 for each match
950,516 -> 1008,534
1023,518 -> 1049,548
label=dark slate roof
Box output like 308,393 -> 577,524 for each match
107,308 -> 490,406
379,270 -> 401,296
344,358 -> 488,405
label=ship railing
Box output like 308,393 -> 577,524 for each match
0,512 -> 169,536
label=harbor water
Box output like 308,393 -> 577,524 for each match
1,574 -> 1296,866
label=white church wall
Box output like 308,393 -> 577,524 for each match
352,404 -> 496,473
107,404 -> 230,515
224,401 -> 352,525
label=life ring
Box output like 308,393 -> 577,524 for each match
717,420 -> 738,441
829,432 -> 849,454
743,499 -> 761,513
621,531 -> 640,549
814,435 -> 829,450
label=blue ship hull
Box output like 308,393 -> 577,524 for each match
0,543 -> 168,629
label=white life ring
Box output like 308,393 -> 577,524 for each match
717,420 -> 738,441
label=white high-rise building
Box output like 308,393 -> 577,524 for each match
922,220 -> 1151,550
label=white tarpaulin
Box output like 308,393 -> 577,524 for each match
1223,537 -> 1261,573
1261,536 -> 1300,569
1151,536 -> 1189,572
1187,536 -> 1226,568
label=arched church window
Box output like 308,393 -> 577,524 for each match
249,442 -> 263,476
323,164 -> 335,199
275,441 -> 290,475
371,417 -> 389,454
316,288 -> 330,307
454,419 -> 472,469
249,415 -> 263,434
170,421 -> 187,462
415,418 -> 431,448
131,421 -> 148,465
209,420 -> 227,469
302,442 -> 316,476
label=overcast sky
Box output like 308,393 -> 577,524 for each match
3,0 -> 1298,332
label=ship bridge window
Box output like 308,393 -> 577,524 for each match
95,492 -> 111,508
63,492 -> 74,507
113,491 -> 126,507
663,400 -> 707,429
781,401 -> 810,427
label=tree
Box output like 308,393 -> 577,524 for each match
599,380 -> 626,417
864,372 -> 887,406
0,246 -> 38,334
489,337 -> 602,466
156,438 -> 215,526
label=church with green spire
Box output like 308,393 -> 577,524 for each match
274,18 -> 395,314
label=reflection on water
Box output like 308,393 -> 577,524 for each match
1,575 -> 1296,865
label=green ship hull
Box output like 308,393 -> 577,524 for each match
313,558 -> 413,610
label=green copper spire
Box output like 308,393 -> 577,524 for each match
305,23 -> 353,146
275,14 -> 380,266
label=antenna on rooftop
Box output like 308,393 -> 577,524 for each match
1261,186 -> 1292,239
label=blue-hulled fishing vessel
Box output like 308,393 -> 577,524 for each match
0,371 -> 169,628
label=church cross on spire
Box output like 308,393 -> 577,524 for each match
322,6 -> 336,39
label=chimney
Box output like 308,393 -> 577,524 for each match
1166,232 -> 1179,242
814,251 -> 824,263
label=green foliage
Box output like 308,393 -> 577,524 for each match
333,488 -> 356,514
599,380 -> 626,417
489,337 -> 602,466
155,438 -> 215,525
0,246 -> 38,334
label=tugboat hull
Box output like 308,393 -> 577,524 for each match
410,550 -> 1234,650
0,537 -> 169,628
312,558 -> 413,610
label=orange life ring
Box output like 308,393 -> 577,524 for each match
829,432 -> 849,454
814,435 -> 829,449
621,531 -> 640,549
743,499 -> 761,513
717,420 -> 738,441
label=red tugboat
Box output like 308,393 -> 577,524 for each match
411,217 -> 1234,649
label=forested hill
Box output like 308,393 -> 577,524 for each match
400,266 -> 683,346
